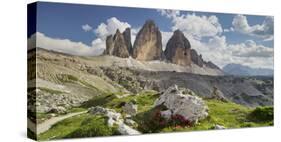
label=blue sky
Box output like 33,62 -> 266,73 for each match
30,2 -> 274,69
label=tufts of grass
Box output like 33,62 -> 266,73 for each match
38,114 -> 118,141
65,115 -> 119,138
38,114 -> 88,140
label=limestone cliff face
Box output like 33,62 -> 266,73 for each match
164,30 -> 192,66
191,49 -> 204,67
104,29 -> 130,58
123,28 -> 133,55
132,20 -> 164,61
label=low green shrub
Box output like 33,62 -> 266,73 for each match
248,106 -> 273,122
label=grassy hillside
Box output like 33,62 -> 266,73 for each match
38,91 -> 273,141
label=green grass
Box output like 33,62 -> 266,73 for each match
38,114 -> 119,141
39,114 -> 88,140
38,91 -> 273,140
81,90 -> 159,113
65,115 -> 119,138
68,107 -> 87,113
38,113 -> 118,140
161,100 -> 273,132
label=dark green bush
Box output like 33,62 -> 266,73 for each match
249,106 -> 273,122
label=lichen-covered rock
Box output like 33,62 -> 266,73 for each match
164,30 -> 192,66
122,102 -> 138,116
133,20 -> 164,61
88,106 -> 122,126
154,85 -> 208,124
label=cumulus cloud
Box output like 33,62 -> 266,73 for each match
158,9 -> 180,19
82,24 -> 93,32
94,17 -> 131,40
160,10 -> 223,39
158,10 -> 273,69
28,17 -> 140,57
191,35 -> 273,69
29,32 -> 104,56
232,15 -> 274,40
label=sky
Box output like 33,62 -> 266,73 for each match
28,2 -> 274,69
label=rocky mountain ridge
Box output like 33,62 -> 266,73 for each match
104,20 -> 221,71
223,63 -> 273,76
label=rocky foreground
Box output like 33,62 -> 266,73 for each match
28,48 -> 273,140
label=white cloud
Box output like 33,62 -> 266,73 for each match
232,15 -> 274,40
160,10 -> 223,39
28,17 -> 139,57
191,35 -> 273,69
161,31 -> 173,49
31,32 -> 104,56
223,27 -> 234,33
158,10 -> 273,69
158,9 -> 180,19
94,17 -> 131,40
82,24 -> 93,32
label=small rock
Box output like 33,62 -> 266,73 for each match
49,106 -> 67,114
118,123 -> 141,135
125,119 -> 137,126
214,124 -> 226,129
88,106 -> 122,126
122,102 -> 138,116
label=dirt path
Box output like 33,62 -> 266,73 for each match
35,111 -> 87,134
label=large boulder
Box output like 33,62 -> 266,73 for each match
154,85 -> 208,124
104,29 -> 130,58
132,20 -> 164,61
164,30 -> 192,66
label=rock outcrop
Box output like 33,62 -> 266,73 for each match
123,28 -> 133,55
88,106 -> 141,135
104,29 -> 131,58
164,30 -> 192,66
132,20 -> 164,61
191,49 -> 204,67
205,61 -> 221,70
122,102 -> 138,116
154,85 -> 208,124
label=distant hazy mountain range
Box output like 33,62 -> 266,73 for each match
223,63 -> 273,76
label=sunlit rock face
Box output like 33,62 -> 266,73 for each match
132,20 -> 164,61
